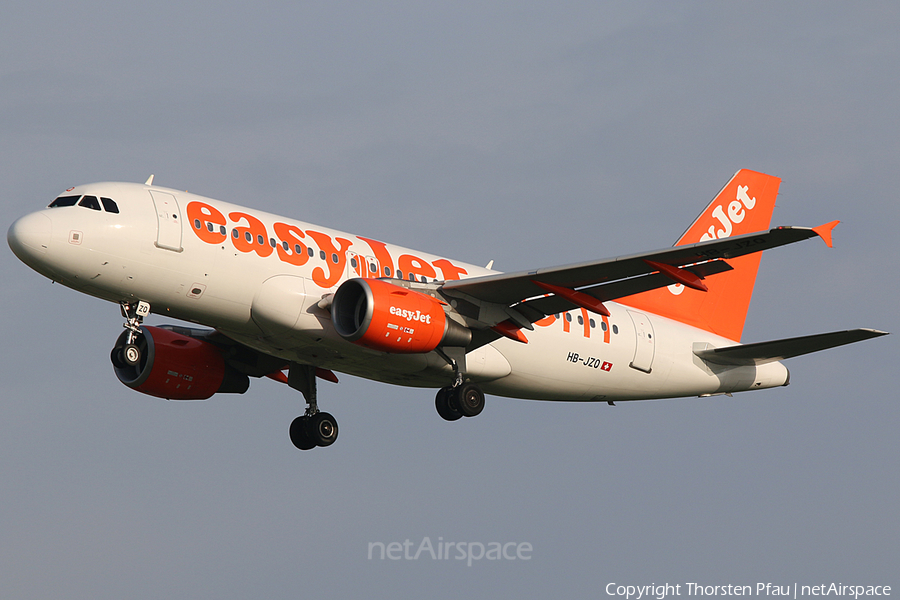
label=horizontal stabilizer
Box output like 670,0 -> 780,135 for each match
694,329 -> 889,365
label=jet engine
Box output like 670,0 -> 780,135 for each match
111,326 -> 249,400
331,278 -> 471,353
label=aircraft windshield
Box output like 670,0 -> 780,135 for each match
48,196 -> 79,208
101,197 -> 119,213
79,196 -> 101,210
49,195 -> 120,213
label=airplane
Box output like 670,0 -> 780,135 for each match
7,169 -> 888,450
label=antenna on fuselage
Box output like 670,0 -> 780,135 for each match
144,174 -> 155,186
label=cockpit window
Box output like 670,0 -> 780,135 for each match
78,196 -> 101,211
49,195 -> 80,208
48,193 -> 121,213
100,197 -> 119,213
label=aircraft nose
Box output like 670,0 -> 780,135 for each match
8,211 -> 52,264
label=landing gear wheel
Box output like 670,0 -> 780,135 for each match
454,383 -> 485,417
110,346 -> 127,369
289,416 -> 316,450
309,412 -> 339,447
122,343 -> 141,366
435,387 -> 462,421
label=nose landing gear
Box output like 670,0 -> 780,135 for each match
111,300 -> 151,368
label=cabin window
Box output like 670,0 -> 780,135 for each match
319,250 -> 326,260
307,247 -> 314,257
612,325 -> 619,334
331,253 -> 338,264
256,234 -> 264,245
194,219 -> 202,230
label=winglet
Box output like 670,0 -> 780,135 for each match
145,174 -> 155,186
812,220 -> 839,248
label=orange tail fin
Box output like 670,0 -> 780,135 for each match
619,169 -> 781,342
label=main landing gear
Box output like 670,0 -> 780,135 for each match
286,354 -> 485,450
287,364 -> 339,450
111,300 -> 150,368
435,382 -> 485,421
290,411 -> 339,450
433,348 -> 485,422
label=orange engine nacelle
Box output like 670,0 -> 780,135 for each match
331,279 -> 471,353
112,326 -> 249,400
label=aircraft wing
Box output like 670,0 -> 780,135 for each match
440,225 -> 829,316
693,329 -> 889,365
515,259 -> 731,319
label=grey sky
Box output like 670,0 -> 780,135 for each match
2,2 -> 897,598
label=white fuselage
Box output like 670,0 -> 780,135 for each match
8,182 -> 789,402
